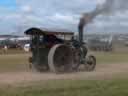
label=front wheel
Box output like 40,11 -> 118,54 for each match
84,55 -> 96,71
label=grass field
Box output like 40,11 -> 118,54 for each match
0,51 -> 128,96
94,51 -> 128,64
0,53 -> 29,72
0,51 -> 128,72
0,49 -> 26,54
1,80 -> 128,96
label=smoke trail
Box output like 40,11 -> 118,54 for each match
78,2 -> 105,43
78,0 -> 128,43
98,0 -> 128,14
80,0 -> 128,27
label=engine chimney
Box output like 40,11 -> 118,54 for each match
78,6 -> 103,45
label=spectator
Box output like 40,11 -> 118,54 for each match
3,45 -> 8,54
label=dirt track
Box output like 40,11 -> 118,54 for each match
0,63 -> 128,84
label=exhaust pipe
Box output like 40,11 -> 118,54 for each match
78,6 -> 103,45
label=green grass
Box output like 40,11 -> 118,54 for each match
0,51 -> 128,72
0,54 -> 29,72
94,52 -> 128,64
0,49 -> 26,54
1,80 -> 128,96
0,51 -> 128,95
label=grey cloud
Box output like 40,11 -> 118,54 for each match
1,0 -> 128,34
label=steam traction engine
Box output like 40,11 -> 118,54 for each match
25,27 -> 96,73
24,11 -> 98,73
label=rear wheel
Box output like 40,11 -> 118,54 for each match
48,44 -> 74,73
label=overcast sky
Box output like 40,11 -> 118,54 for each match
0,0 -> 128,35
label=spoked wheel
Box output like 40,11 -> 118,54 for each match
48,44 -> 74,73
84,55 -> 96,71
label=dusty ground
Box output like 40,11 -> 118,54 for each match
0,63 -> 128,85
